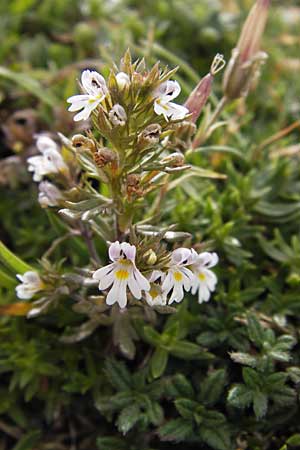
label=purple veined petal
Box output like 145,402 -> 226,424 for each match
81,70 -> 106,96
128,272 -> 142,299
93,263 -> 115,280
196,252 -> 214,267
198,284 -> 211,303
208,252 -> 219,268
166,102 -> 189,120
16,285 -> 34,300
109,241 -> 121,262
133,267 -> 150,292
73,101 -> 97,122
154,80 -> 181,102
171,247 -> 192,265
149,270 -> 165,283
120,242 -> 136,261
161,271 -> 174,295
106,279 -> 128,308
98,269 -> 115,290
202,269 -> 217,290
154,100 -> 170,118
67,94 -> 90,104
22,271 -> 41,284
168,283 -> 184,304
68,98 -> 90,113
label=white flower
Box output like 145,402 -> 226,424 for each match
162,248 -> 194,304
92,241 -> 150,309
189,250 -> 219,303
116,72 -> 130,89
109,104 -> 127,126
27,136 -> 68,182
153,80 -> 189,121
67,70 -> 108,122
38,181 -> 62,207
16,271 -> 44,300
145,271 -> 167,306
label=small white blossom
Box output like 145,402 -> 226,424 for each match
109,104 -> 127,126
27,136 -> 68,182
145,271 -> 167,306
16,271 -> 44,300
38,181 -> 62,207
153,80 -> 189,121
189,250 -> 219,303
162,248 -> 194,304
67,70 -> 108,122
92,241 -> 150,309
116,71 -> 130,89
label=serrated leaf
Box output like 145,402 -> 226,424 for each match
150,347 -> 168,379
200,369 -> 226,406
170,340 -> 214,360
247,315 -> 265,346
200,426 -> 231,450
159,418 -> 194,442
253,391 -> 268,419
227,385 -> 253,409
117,404 -> 140,434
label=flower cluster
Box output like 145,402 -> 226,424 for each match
92,241 -> 218,309
67,68 -> 188,123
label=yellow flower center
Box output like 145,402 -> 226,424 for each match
173,271 -> 183,282
115,269 -> 130,280
149,286 -> 160,299
198,273 -> 206,281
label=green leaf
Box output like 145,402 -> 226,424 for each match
253,391 -> 268,419
12,430 -> 41,450
286,434 -> 300,447
0,241 -> 33,274
96,437 -> 127,450
117,404 -> 140,434
227,385 -> 253,409
0,67 -> 58,107
247,315 -> 265,346
159,418 -> 194,442
200,369 -> 226,406
166,374 -> 194,398
104,359 -> 131,391
142,326 -> 162,346
0,267 -> 17,288
150,347 -> 168,379
170,340 -> 214,360
174,399 -> 198,419
242,367 -> 261,389
200,426 -> 231,450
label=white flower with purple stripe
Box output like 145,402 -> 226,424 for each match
162,248 -> 194,304
16,271 -> 44,300
93,241 -> 150,309
189,250 -> 219,303
67,70 -> 108,122
153,80 -> 189,121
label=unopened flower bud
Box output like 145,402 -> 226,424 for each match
143,249 -> 157,265
161,153 -> 185,168
94,147 -> 117,168
185,54 -> 225,123
223,0 -> 270,100
109,104 -> 127,127
137,124 -> 162,150
72,134 -> 96,152
126,174 -> 143,199
116,72 -> 130,89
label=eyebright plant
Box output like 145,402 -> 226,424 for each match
13,50 -> 224,316
3,1 -> 300,449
